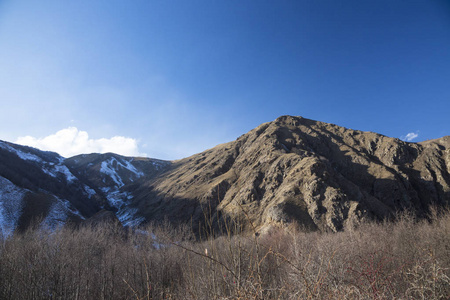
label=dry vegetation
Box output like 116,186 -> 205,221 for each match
0,208 -> 449,300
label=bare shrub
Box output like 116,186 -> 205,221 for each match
0,208 -> 449,299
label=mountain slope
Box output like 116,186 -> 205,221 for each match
0,141 -> 169,234
0,141 -> 96,234
1,116 -> 449,234
65,153 -> 170,226
131,116 -> 450,232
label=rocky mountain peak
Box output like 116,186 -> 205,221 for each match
131,116 -> 449,233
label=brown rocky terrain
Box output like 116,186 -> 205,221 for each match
130,115 -> 450,233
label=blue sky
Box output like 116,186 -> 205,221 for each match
0,0 -> 449,159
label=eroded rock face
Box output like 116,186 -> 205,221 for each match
134,116 -> 449,233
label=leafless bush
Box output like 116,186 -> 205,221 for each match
0,208 -> 449,299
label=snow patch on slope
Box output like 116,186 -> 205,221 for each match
42,197 -> 85,229
0,177 -> 27,237
0,141 -> 77,183
84,185 -> 97,199
123,159 -> 144,177
0,141 -> 42,162
98,157 -> 148,227
43,164 -> 77,183
102,189 -> 144,227
53,165 -> 77,182
103,189 -> 128,208
99,157 -> 144,188
117,207 -> 145,227
100,159 -> 125,187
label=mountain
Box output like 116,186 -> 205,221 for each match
129,116 -> 450,232
0,140 -> 169,235
64,153 -> 169,226
1,116 -> 449,235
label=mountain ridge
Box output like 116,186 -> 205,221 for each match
128,115 -> 450,232
0,115 -> 449,235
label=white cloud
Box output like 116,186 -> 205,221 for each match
402,132 -> 419,142
15,127 -> 146,158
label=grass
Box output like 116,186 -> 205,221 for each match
0,207 -> 449,299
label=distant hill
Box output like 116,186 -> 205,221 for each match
1,116 -> 449,235
0,140 -> 168,235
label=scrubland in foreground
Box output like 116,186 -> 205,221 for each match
0,208 -> 449,299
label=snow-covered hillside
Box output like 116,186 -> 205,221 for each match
98,157 -> 146,226
0,141 -> 172,233
0,177 -> 27,237
64,153 -> 170,227
0,141 -> 103,233
1,140 -> 76,184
